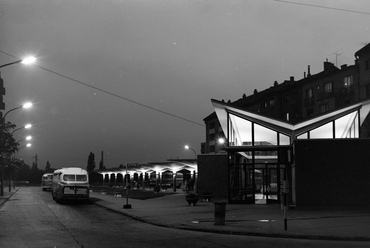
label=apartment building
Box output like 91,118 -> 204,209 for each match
202,43 -> 370,154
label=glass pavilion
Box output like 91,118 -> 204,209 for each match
211,98 -> 370,205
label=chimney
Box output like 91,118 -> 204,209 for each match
290,76 -> 294,82
307,65 -> 311,77
324,61 -> 331,71
304,72 -> 306,78
341,64 -> 348,70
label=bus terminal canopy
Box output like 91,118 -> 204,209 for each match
212,98 -> 370,146
95,160 -> 197,176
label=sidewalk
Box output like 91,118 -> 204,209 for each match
90,189 -> 370,241
0,187 -> 19,207
2,187 -> 369,241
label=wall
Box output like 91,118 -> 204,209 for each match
197,154 -> 228,200
294,139 -> 370,206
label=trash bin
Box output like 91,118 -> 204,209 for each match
214,201 -> 226,225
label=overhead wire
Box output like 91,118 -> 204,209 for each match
0,50 -> 205,127
273,0 -> 370,16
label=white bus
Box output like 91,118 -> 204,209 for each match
52,167 -> 89,203
41,173 -> 53,191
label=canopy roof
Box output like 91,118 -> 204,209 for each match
212,98 -> 370,145
95,159 -> 197,175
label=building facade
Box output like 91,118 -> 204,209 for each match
198,43 -> 370,206
202,43 -> 370,154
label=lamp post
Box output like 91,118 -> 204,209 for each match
11,123 -> 32,135
1,104 -> 32,196
0,56 -> 36,196
184,145 -> 197,159
0,56 -> 37,69
14,143 -> 31,189
3,102 -> 33,121
123,163 -> 132,209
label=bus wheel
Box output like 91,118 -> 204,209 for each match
55,195 -> 63,204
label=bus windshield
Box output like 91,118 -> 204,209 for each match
63,174 -> 88,182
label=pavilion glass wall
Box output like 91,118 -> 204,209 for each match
227,113 -> 291,204
224,109 -> 361,204
296,110 -> 359,139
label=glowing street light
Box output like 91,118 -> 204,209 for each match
218,138 -> 225,144
184,145 -> 197,159
0,56 -> 37,69
22,102 -> 33,109
3,102 -> 33,120
0,56 -> 36,197
20,57 -> 36,65
12,123 -> 32,135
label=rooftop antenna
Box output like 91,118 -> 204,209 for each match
331,52 -> 343,67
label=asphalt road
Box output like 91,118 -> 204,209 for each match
0,187 -> 368,248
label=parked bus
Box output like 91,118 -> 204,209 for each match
41,173 -> 53,191
52,167 -> 89,203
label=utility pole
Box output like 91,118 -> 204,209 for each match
34,154 -> 38,169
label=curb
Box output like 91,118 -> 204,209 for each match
90,198 -> 370,242
0,188 -> 20,207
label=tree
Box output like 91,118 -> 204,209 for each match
1,122 -> 18,196
29,161 -> 43,185
99,160 -> 105,170
17,162 -> 31,182
87,152 -> 95,172
45,160 -> 53,173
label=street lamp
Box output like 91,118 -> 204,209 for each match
184,145 -> 197,159
0,56 -> 37,69
1,105 -> 32,197
3,102 -> 33,120
11,123 -> 32,134
0,56 -> 36,196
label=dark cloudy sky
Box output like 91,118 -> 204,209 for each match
1,0 -> 369,169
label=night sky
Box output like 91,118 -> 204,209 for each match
1,0 -> 369,169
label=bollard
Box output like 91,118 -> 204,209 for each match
214,201 -> 226,225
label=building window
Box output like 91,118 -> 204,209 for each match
366,59 -> 369,70
286,113 -> 290,121
324,82 -> 332,93
269,99 -> 275,107
320,104 -> 329,113
343,75 -> 353,93
306,88 -> 313,103
344,75 -> 353,87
